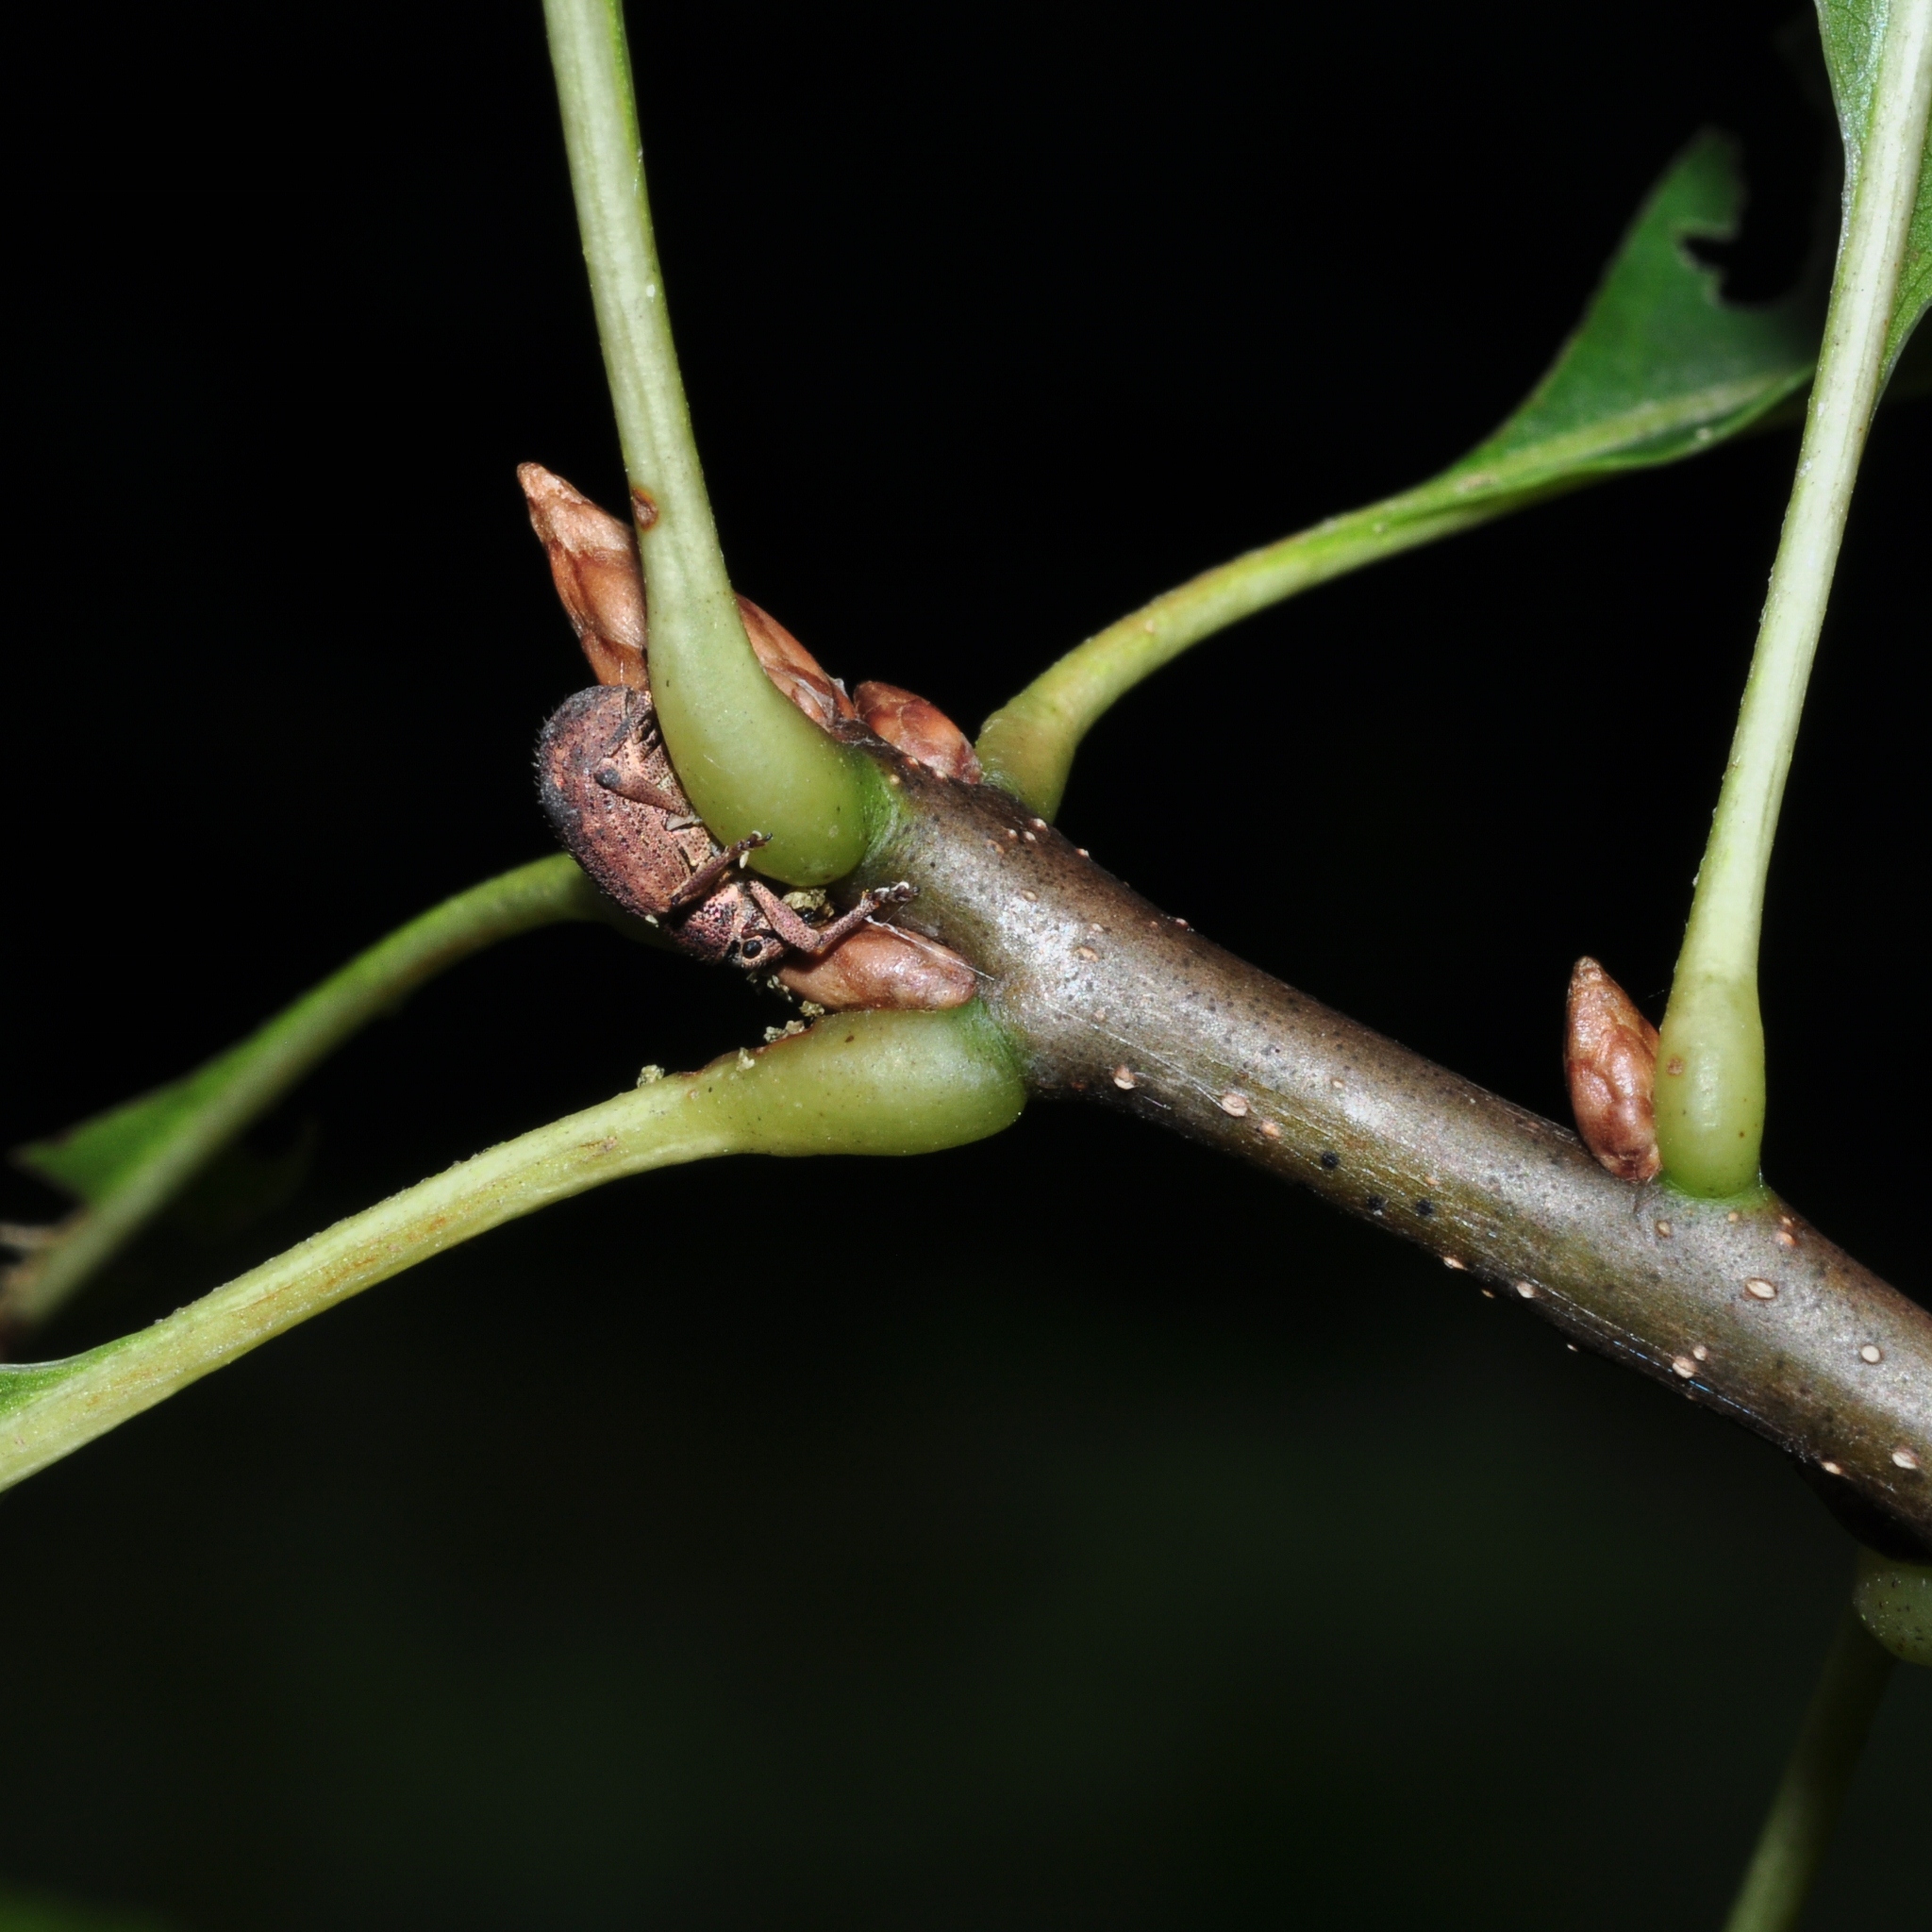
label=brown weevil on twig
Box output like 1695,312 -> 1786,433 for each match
1565,958 -> 1660,1181
535,686 -> 911,970
521,463 -> 978,998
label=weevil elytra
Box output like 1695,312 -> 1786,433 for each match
536,683 -> 911,972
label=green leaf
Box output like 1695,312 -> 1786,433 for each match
3,856 -> 608,1338
977,134 -> 1824,820
1444,130 -> 1822,497
1817,0 -> 1932,386
0,1890 -> 177,1932
18,1046 -> 256,1207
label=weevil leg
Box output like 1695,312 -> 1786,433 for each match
594,765 -> 689,814
745,880 -> 917,955
617,684 -> 658,744
588,689 -> 687,811
666,832 -> 773,911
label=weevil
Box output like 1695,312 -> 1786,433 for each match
536,683 -> 913,971
523,460 -> 987,993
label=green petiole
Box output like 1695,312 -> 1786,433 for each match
1656,0 -> 1932,1196
540,0 -> 886,885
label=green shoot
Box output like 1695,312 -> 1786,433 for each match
975,135 -> 1822,821
1721,1601 -> 1897,1932
541,0 -> 884,883
0,1006 -> 1025,1492
1656,0 -> 1932,1197
2,856 -> 607,1337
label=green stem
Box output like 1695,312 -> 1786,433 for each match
975,372 -> 1802,823
4,856 -> 606,1336
0,1006 -> 1025,1491
1721,1600 -> 1896,1932
975,488 -> 1526,821
1656,0 -> 1932,1197
540,0 -> 881,883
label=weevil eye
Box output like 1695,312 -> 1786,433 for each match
741,939 -> 764,958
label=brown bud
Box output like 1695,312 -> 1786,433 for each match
777,922 -> 978,1011
1565,958 -> 1660,1182
518,462 -> 648,690
520,465 -> 862,733
738,597 -> 858,728
853,681 -> 983,782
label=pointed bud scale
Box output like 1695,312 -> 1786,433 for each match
737,597 -> 857,728
1566,958 -> 1660,1182
853,681 -> 983,782
519,466 -> 860,730
518,463 -> 649,690
777,923 -> 977,1010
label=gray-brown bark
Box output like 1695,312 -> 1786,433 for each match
856,750 -> 1932,1557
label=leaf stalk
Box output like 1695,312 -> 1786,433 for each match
0,1006 -> 1025,1491
1720,1600 -> 1896,1932
976,134 -> 1821,820
1657,0 -> 1932,1196
541,0 -> 883,882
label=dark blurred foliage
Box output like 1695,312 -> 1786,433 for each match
1,2 -> 1924,1926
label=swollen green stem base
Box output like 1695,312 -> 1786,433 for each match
0,1005 -> 1025,1492
1653,976 -> 1767,1200
541,0 -> 880,883
1657,0 -> 1932,1195
1853,1546 -> 1932,1664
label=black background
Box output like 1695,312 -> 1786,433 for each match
2,2 -> 1924,1926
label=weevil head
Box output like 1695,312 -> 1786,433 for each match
673,883 -> 784,973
